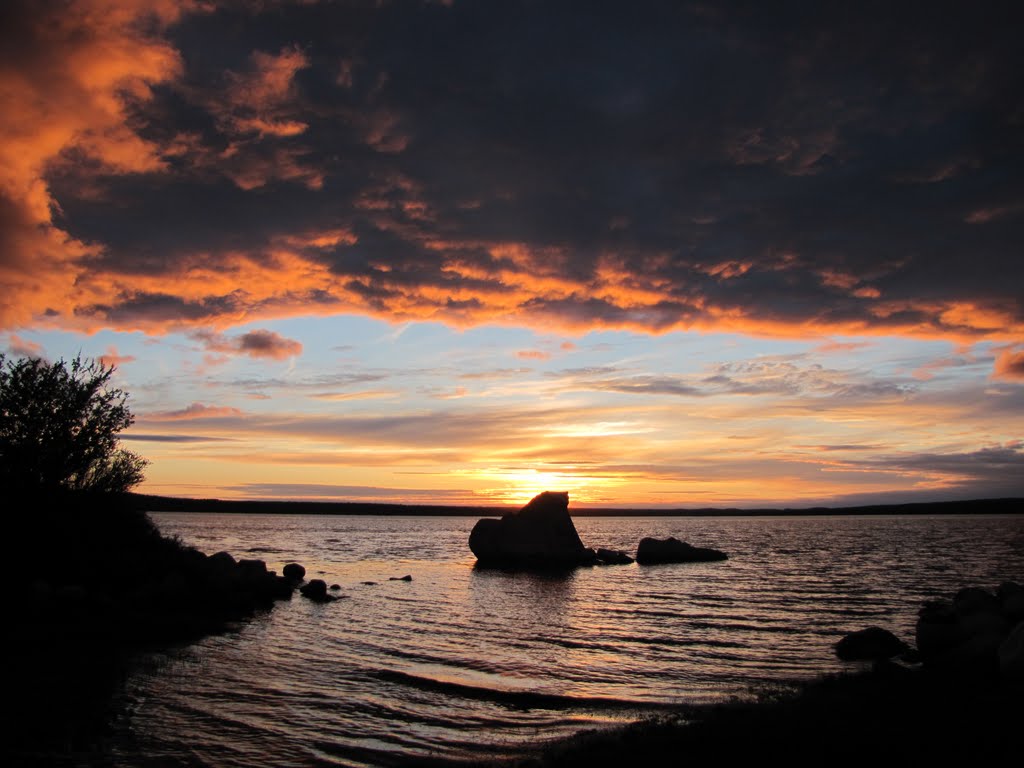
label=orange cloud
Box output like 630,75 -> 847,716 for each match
697,260 -> 752,279
814,340 -> 873,354
0,0 -> 188,327
309,390 -> 398,401
938,302 -> 1018,334
5,333 -> 43,357
220,144 -> 324,191
853,286 -> 881,299
216,46 -> 310,138
965,203 -> 1023,224
57,235 -> 1024,350
98,345 -> 136,367
362,109 -> 411,153
516,349 -> 551,360
993,345 -> 1024,381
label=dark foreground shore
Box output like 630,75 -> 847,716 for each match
11,496 -> 1022,767
495,665 -> 1020,767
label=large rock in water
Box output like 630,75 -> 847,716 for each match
635,537 -> 728,565
469,491 -> 592,568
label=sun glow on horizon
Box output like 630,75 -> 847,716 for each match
25,316 -> 1013,508
457,466 -> 630,507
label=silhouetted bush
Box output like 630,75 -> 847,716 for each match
0,353 -> 148,494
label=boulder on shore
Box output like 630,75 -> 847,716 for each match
208,551 -> 237,571
916,583 -> 1022,675
997,581 -> 1024,622
835,627 -> 910,661
635,537 -> 728,565
999,622 -> 1024,679
469,491 -> 591,568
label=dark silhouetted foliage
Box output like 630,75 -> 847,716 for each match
0,353 -> 148,494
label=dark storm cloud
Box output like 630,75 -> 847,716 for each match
4,0 -> 1023,347
191,328 -> 303,360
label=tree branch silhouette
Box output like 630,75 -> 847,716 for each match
0,354 -> 148,494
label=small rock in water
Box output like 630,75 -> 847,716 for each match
330,584 -> 341,591
362,581 -> 378,586
390,575 -> 413,582
282,563 -> 306,582
595,548 -> 634,565
299,579 -> 336,603
635,537 -> 728,565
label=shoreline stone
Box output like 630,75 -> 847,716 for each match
835,627 -> 910,661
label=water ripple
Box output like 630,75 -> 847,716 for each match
107,512 -> 1024,767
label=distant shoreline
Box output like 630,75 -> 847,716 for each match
132,493 -> 1023,517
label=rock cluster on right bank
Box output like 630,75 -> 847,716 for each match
835,581 -> 1023,680
917,582 -> 1023,678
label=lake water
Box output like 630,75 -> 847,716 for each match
110,513 -> 1024,767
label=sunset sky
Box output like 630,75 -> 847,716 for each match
2,0 -> 1022,506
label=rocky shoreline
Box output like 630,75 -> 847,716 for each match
498,662 -> 1020,767
12,495 -> 326,765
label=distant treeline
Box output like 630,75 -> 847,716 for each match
128,493 -> 1023,517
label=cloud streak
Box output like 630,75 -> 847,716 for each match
148,402 -> 245,421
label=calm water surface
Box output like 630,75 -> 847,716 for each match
111,513 -> 1024,767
